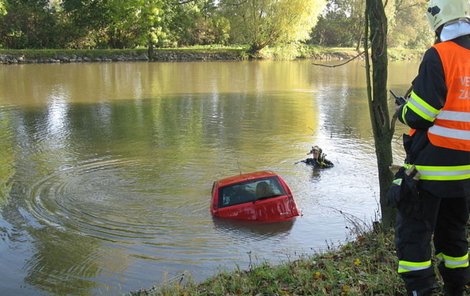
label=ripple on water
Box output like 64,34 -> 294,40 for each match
25,157 -> 182,243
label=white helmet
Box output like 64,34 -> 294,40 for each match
426,0 -> 470,32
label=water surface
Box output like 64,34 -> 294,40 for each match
0,60 -> 418,295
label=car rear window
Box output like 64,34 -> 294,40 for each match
218,176 -> 286,208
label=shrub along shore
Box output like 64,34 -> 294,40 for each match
0,46 -> 424,64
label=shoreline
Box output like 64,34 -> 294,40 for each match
0,47 -> 423,65
0,49 -> 243,64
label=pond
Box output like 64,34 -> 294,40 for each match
0,59 -> 418,295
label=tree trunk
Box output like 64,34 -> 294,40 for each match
147,40 -> 154,61
365,0 -> 395,228
355,29 -> 362,51
248,42 -> 265,56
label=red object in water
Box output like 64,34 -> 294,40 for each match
211,171 -> 300,222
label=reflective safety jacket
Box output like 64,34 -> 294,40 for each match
398,35 -> 470,197
428,41 -> 470,151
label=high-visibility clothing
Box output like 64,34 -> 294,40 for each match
395,191 -> 470,291
403,163 -> 470,181
403,90 -> 440,124
394,35 -> 470,294
398,260 -> 432,273
399,39 -> 470,184
436,253 -> 470,269
428,41 -> 470,151
397,253 -> 470,274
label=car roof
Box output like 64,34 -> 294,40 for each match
215,171 -> 279,187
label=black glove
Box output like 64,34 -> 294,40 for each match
386,167 -> 405,208
398,166 -> 422,218
395,96 -> 406,106
386,166 -> 422,218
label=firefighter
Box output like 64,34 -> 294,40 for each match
394,0 -> 470,295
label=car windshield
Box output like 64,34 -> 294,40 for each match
218,176 -> 287,208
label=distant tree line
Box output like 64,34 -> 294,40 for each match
312,0 -> 431,49
0,0 -> 430,52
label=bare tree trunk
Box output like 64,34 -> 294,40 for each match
355,35 -> 362,52
364,0 -> 395,228
147,40 -> 155,61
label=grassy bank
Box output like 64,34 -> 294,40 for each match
130,225 -> 407,296
0,46 -> 248,63
130,222 -> 470,296
0,46 -> 246,59
0,48 -> 146,59
0,45 -> 425,63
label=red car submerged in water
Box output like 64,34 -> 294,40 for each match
211,171 -> 300,222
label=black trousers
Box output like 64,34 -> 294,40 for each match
395,190 -> 470,291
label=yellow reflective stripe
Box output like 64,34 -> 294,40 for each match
404,164 -> 470,181
401,105 -> 409,125
392,178 -> 402,185
419,173 -> 470,181
398,260 -> 432,273
437,253 -> 469,269
406,91 -> 439,122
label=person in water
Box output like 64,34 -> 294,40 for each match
302,145 -> 334,168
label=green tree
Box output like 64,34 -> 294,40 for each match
311,0 -> 430,49
220,0 -> 326,54
349,0 -> 365,50
103,0 -> 145,48
0,0 -> 61,48
309,0 -> 364,49
0,0 -> 6,16
172,0 -> 230,45
61,0 -> 171,49
311,0 -> 355,47
61,0 -> 114,48
388,0 -> 431,48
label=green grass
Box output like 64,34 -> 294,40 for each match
388,48 -> 425,61
129,219 -> 470,296
0,45 -> 423,62
0,48 -> 147,58
0,46 -> 247,59
160,44 -> 249,52
129,225 -> 408,296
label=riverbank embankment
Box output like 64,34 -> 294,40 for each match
0,48 -> 241,64
130,226 -> 470,295
0,47 -> 424,64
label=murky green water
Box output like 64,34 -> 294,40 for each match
0,60 -> 418,295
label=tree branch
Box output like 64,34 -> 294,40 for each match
311,50 -> 366,68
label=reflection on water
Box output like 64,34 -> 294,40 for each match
212,218 -> 295,239
0,60 -> 418,295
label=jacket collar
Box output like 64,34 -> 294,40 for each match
440,19 -> 470,42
